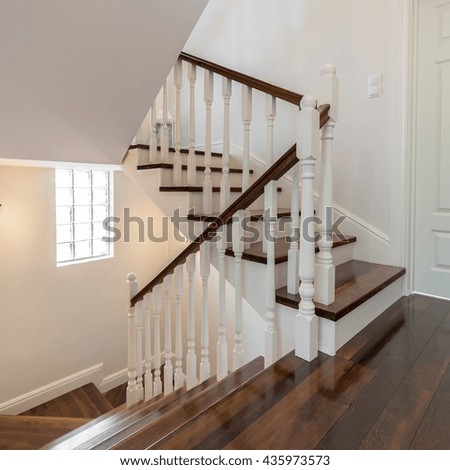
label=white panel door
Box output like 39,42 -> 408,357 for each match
414,0 -> 450,298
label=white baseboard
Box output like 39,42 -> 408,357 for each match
0,364 -> 104,415
98,368 -> 128,394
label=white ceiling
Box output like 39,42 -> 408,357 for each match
0,0 -> 208,164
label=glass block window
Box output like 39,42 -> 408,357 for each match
55,169 -> 112,265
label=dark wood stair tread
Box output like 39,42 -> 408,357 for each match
112,356 -> 265,450
103,383 -> 127,409
130,144 -> 223,158
276,260 -> 406,321
137,163 -> 252,174
188,208 -> 297,223
225,235 -> 357,265
22,383 -> 113,419
0,415 -> 89,450
159,186 -> 282,193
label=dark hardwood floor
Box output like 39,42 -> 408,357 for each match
149,294 -> 450,450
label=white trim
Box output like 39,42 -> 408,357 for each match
0,158 -> 121,171
413,290 -> 450,301
0,364 -> 104,415
98,368 -> 128,394
230,140 -> 390,245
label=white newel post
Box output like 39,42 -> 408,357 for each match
135,298 -> 144,401
203,70 -> 214,214
199,242 -> 211,382
144,292 -> 153,401
287,165 -> 300,294
186,253 -> 197,389
163,274 -> 173,395
187,64 -> 197,185
241,85 -> 252,192
295,95 -> 320,362
265,181 -> 278,367
173,59 -> 183,185
126,273 -> 140,406
153,284 -> 163,396
216,226 -> 228,380
161,79 -> 170,164
315,63 -> 339,305
174,265 -> 184,390
149,103 -> 158,164
232,210 -> 245,371
220,78 -> 232,211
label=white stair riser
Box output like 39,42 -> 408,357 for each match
159,167 -> 245,187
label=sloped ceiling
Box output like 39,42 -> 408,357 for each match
0,0 -> 208,164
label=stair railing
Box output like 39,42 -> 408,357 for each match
125,53 -> 337,406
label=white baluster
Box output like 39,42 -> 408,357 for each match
187,64 -> 197,185
316,63 -> 339,305
126,273 -> 139,406
220,78 -> 232,212
203,70 -> 214,214
174,265 -> 184,390
163,274 -> 173,395
186,253 -> 197,389
136,110 -> 151,165
232,210 -> 245,371
173,59 -> 183,185
149,102 -> 158,164
241,86 -> 252,191
265,181 -> 278,367
287,165 -> 300,294
135,299 -> 144,401
199,242 -> 211,382
143,292 -> 153,401
217,226 -> 228,380
296,95 -> 320,362
161,79 -> 169,164
153,284 -> 163,396
263,95 -> 277,254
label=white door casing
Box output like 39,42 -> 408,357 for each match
414,0 -> 450,298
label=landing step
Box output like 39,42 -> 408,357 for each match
22,383 -> 113,419
188,208 -> 297,223
137,163 -> 252,174
159,186 -> 282,193
0,415 -> 89,450
225,235 -> 357,265
276,260 -> 406,321
130,144 -> 223,158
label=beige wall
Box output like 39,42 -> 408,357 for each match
0,164 -> 170,406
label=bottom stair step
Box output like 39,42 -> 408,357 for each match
276,260 -> 406,321
0,415 -> 89,450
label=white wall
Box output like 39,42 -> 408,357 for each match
185,0 -> 403,258
0,164 -> 170,409
0,0 -> 208,165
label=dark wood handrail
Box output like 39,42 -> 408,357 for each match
130,144 -> 299,306
180,52 -> 303,106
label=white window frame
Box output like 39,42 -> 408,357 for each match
55,168 -> 114,266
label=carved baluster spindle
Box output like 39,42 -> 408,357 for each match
153,284 -> 163,396
199,242 -> 211,382
287,165 -> 300,294
265,181 -> 278,367
149,102 -> 158,164
216,226 -> 228,380
161,79 -> 170,164
135,298 -> 144,401
174,265 -> 185,390
296,95 -> 320,362
241,85 -> 252,191
187,64 -> 197,185
203,70 -> 214,214
173,59 -> 183,185
163,274 -> 173,395
186,253 -> 197,389
263,95 -> 277,253
143,292 -> 153,401
220,78 -> 232,211
126,273 -> 139,406
232,210 -> 245,371
316,63 -> 339,305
